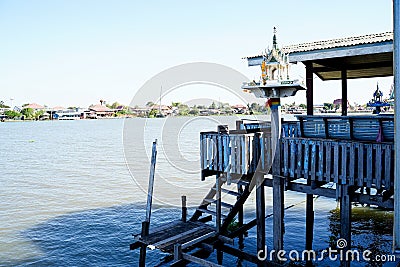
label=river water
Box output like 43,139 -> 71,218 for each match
0,117 -> 394,266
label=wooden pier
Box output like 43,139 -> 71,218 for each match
131,30 -> 398,266
131,115 -> 394,266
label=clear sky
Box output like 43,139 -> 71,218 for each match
0,0 -> 394,108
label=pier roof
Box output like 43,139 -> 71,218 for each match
245,32 -> 394,80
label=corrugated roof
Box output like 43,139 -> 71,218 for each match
245,32 -> 393,59
23,103 -> 45,109
89,104 -> 112,112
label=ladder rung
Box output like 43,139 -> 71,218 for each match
221,188 -> 241,197
221,202 -> 234,209
231,179 -> 250,187
203,199 -> 233,209
196,208 -> 227,219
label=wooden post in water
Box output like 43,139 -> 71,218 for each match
139,139 -> 157,267
145,139 -> 158,224
181,195 -> 187,223
340,185 -> 351,267
256,171 -> 265,267
216,173 -> 222,233
304,65 -> 315,267
238,184 -> 244,249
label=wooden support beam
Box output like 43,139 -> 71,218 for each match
181,196 -> 187,223
305,62 -> 314,116
340,185 -> 351,267
216,173 -> 222,233
256,172 -> 266,267
145,140 -> 158,223
273,176 -> 284,259
139,221 -> 149,267
174,244 -> 182,262
217,248 -> 223,265
181,232 -> 216,249
151,226 -> 204,248
305,193 -> 314,267
219,244 -> 283,267
182,253 -> 224,267
341,69 -> 348,116
219,244 -> 262,265
238,184 -> 244,249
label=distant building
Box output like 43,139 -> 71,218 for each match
89,104 -> 114,117
232,104 -> 247,114
23,103 -> 45,111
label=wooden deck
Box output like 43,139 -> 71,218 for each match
132,221 -> 215,253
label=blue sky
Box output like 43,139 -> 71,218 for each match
0,0 -> 394,107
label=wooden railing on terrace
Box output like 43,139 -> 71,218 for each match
200,131 -> 272,179
280,137 -> 394,189
200,115 -> 395,191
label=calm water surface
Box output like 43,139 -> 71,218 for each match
0,117 -> 393,266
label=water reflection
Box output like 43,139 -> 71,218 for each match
327,207 -> 393,266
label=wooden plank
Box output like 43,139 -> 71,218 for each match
297,139 -> 303,178
290,139 -> 296,177
283,139 -> 289,176
384,144 -> 392,189
200,134 -> 205,170
318,141 -> 324,181
341,143 -> 347,185
208,135 -> 213,170
357,143 -> 364,187
218,135 -> 223,172
310,141 -> 316,181
266,136 -> 272,172
181,232 -> 217,249
349,143 -> 355,186
366,144 -> 373,188
213,135 -> 218,171
333,142 -> 339,184
231,136 -> 236,174
325,141 -> 332,182
241,135 -> 246,174
303,141 -> 310,179
151,226 -> 205,248
182,253 -> 224,267
260,135 -> 265,170
197,208 -> 227,219
375,144 -> 382,189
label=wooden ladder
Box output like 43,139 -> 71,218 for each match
190,176 -> 255,234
